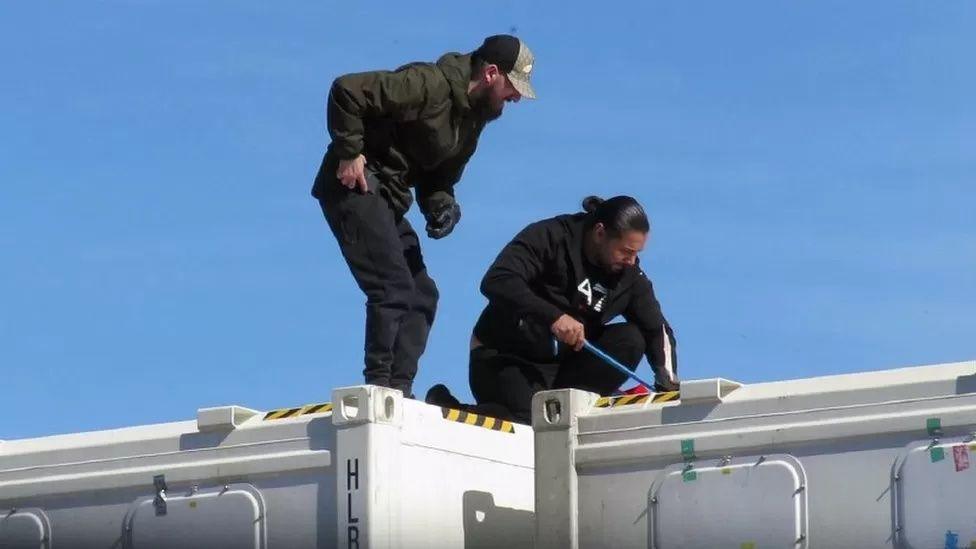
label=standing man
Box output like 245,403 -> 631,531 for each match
313,35 -> 536,397
427,196 -> 679,423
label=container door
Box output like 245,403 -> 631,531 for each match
649,454 -> 808,549
123,482 -> 266,549
0,508 -> 51,549
895,436 -> 976,548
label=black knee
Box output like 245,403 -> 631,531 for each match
597,323 -> 645,371
364,282 -> 413,314
414,273 -> 439,322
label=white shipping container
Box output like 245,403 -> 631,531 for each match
531,360 -> 976,549
0,385 -> 534,549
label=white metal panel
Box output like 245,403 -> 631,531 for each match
0,446 -> 331,499
648,455 -> 807,549
123,483 -> 266,549
580,362 -> 976,438
333,385 -> 536,549
896,436 -> 976,549
0,508 -> 51,549
535,362 -> 976,549
0,384 -> 535,548
396,443 -> 535,549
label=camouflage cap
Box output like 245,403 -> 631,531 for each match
474,34 -> 536,99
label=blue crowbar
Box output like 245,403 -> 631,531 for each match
582,340 -> 656,391
554,337 -> 656,391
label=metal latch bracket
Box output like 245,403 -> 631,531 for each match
153,474 -> 168,516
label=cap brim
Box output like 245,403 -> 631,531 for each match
508,73 -> 536,100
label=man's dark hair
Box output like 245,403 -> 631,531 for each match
470,57 -> 489,81
582,195 -> 649,237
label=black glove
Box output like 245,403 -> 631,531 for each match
425,202 -> 461,239
654,378 -> 680,393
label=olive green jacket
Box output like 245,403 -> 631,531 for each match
313,52 -> 486,217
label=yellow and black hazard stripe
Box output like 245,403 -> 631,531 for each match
264,402 -> 333,421
441,407 -> 515,434
595,391 -> 679,409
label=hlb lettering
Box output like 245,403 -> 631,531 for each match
346,458 -> 360,549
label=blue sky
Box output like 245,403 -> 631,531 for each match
1,1 -> 973,439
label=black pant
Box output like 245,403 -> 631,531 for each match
317,170 -> 438,397
469,322 -> 645,423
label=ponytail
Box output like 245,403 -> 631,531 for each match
581,195 -> 649,236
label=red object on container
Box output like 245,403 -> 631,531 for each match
621,384 -> 650,395
953,445 -> 970,472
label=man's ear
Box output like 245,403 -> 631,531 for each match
483,63 -> 500,83
593,223 -> 606,242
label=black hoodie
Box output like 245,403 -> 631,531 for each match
473,212 -> 679,389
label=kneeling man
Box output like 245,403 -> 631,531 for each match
427,195 -> 679,423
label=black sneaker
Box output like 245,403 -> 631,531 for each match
425,384 -> 461,407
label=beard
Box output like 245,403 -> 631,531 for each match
598,253 -> 627,277
470,90 -> 504,122
589,248 -> 625,277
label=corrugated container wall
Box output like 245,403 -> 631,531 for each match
532,361 -> 976,549
0,385 -> 535,549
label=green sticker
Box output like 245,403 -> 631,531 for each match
681,439 -> 695,459
683,470 -> 697,482
927,417 -> 943,436
931,447 -> 946,462
721,468 -> 732,475
740,543 -> 756,549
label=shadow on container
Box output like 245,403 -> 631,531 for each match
463,491 -> 534,549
